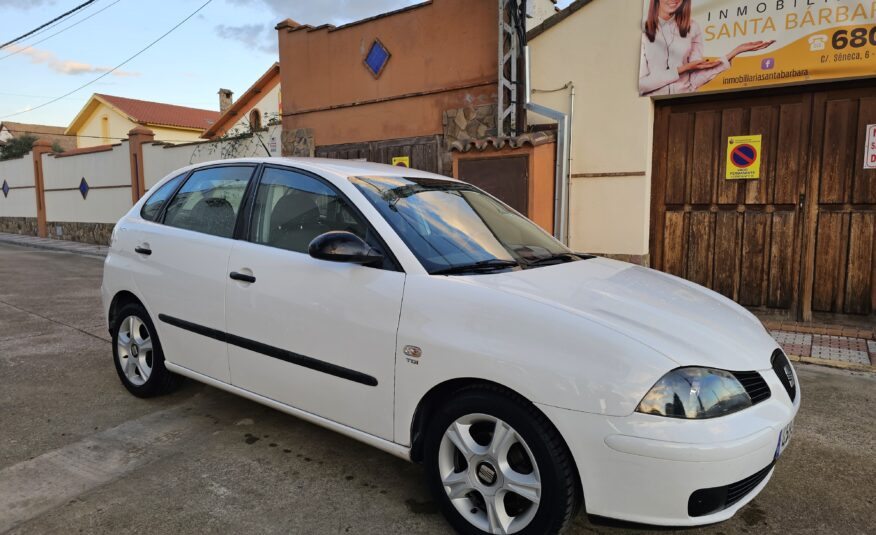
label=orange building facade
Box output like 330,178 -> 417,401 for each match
275,0 -> 558,233
275,0 -> 499,172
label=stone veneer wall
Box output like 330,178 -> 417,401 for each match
281,128 -> 315,157
442,104 -> 498,175
0,217 -> 39,236
46,222 -> 114,246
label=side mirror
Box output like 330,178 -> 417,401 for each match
308,231 -> 384,265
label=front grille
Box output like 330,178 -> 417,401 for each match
771,349 -> 797,401
726,462 -> 775,506
688,461 -> 775,517
731,370 -> 771,405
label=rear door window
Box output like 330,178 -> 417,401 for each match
163,166 -> 254,238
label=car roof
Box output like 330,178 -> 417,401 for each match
186,157 -> 458,182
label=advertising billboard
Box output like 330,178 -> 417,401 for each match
639,0 -> 876,96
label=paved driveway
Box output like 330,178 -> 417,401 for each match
1,242 -> 874,534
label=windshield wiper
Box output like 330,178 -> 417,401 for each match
523,252 -> 592,268
430,259 -> 520,275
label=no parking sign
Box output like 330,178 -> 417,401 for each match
726,135 -> 762,180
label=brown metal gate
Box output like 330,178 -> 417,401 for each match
651,83 -> 876,319
315,135 -> 442,174
457,156 -> 529,215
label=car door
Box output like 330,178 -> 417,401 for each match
225,165 -> 405,440
129,164 -> 256,383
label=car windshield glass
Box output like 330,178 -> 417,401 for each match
350,175 -> 574,274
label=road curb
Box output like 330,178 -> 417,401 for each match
0,234 -> 107,259
786,354 -> 876,374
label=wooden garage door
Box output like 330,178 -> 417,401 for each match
806,88 -> 876,315
652,84 -> 876,318
651,92 -> 811,314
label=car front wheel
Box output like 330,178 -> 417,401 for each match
424,386 -> 579,534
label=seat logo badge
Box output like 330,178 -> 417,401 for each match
403,345 -> 422,365
784,365 -> 795,389
477,462 -> 497,486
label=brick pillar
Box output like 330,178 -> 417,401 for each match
31,140 -> 53,238
127,127 -> 155,203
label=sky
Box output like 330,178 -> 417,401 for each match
0,0 -> 574,129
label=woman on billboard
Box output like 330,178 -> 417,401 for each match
639,0 -> 774,96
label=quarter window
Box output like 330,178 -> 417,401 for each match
163,166 -> 253,238
140,174 -> 184,222
249,167 -> 369,254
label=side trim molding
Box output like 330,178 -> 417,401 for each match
157,314 -> 378,387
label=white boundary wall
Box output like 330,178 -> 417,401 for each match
0,125 -> 283,235
143,125 -> 282,189
0,154 -> 36,218
42,143 -> 133,224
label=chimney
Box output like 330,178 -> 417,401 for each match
218,88 -> 233,112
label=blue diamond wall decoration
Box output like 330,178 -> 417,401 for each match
1,180 -> 8,198
364,39 -> 391,78
79,177 -> 89,199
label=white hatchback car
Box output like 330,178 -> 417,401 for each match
102,158 -> 799,534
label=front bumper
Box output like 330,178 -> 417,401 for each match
538,367 -> 800,526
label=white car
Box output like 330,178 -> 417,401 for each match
101,158 -> 799,534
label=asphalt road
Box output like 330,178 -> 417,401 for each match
1,242 -> 874,534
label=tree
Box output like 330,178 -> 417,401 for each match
0,135 -> 65,160
0,134 -> 37,161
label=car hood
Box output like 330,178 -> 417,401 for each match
467,257 -> 777,371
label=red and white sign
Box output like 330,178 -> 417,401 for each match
865,124 -> 876,170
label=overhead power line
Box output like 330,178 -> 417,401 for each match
0,0 -> 98,51
6,0 -> 100,45
0,0 -> 124,62
0,0 -> 215,121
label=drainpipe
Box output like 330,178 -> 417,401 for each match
523,46 -> 571,245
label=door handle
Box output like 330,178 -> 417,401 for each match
134,246 -> 152,256
229,271 -> 256,283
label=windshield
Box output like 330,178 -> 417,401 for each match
350,176 -> 574,274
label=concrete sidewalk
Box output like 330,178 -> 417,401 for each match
1,231 -> 872,372
763,320 -> 875,372
0,232 -> 108,258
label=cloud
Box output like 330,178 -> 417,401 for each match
214,0 -> 420,53
226,0 -> 421,26
5,44 -> 140,76
214,23 -> 276,54
0,0 -> 56,9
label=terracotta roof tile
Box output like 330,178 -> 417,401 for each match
449,132 -> 556,152
201,63 -> 280,139
0,121 -> 77,151
96,94 -> 220,131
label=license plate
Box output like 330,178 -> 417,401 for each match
774,419 -> 793,460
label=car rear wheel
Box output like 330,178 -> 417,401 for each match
112,303 -> 180,397
424,386 -> 579,534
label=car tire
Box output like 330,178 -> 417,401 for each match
111,302 -> 181,397
423,385 -> 579,535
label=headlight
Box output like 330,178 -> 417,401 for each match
637,367 -> 752,419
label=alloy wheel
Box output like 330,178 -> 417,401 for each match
116,314 -> 154,386
438,413 -> 542,534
